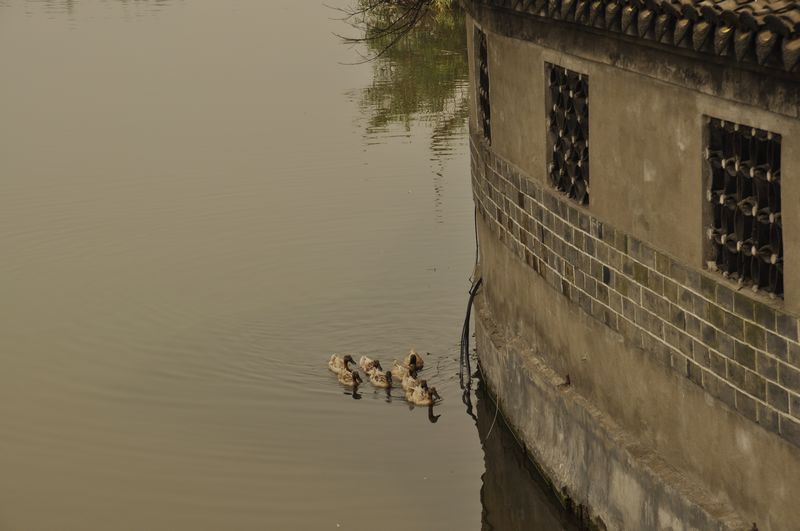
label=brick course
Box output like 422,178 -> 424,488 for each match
471,136 -> 800,448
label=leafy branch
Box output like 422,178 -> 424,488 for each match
333,0 -> 457,61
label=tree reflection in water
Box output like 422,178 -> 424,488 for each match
475,379 -> 581,531
354,3 -> 469,165
26,0 -> 173,16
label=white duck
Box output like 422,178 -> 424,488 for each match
406,379 -> 440,406
359,356 -> 382,375
328,354 -> 355,375
369,370 -> 393,389
338,368 -> 363,387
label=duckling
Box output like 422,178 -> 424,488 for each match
405,377 -> 423,396
401,368 -> 419,391
369,370 -> 393,389
391,360 -> 414,380
338,368 -> 363,387
404,349 -> 424,371
406,379 -> 441,406
359,356 -> 382,375
328,354 -> 355,375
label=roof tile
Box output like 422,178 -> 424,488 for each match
478,0 -> 800,72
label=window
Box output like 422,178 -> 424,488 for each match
476,28 -> 491,143
546,64 -> 589,205
706,118 -> 783,297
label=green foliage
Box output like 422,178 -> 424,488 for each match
354,2 -> 468,156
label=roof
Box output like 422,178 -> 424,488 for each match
478,0 -> 800,73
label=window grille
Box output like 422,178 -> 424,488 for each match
477,28 -> 491,143
546,64 -> 589,205
706,118 -> 783,297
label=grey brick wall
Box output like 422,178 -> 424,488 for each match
471,135 -> 800,448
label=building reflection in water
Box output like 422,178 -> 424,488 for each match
475,380 -> 580,531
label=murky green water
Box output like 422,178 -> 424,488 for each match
0,1 -> 575,529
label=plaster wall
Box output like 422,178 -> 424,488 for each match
464,6 -> 800,529
466,10 -> 800,313
475,210 -> 799,530
487,35 -> 547,181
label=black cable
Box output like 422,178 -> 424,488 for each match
460,206 -> 483,420
470,205 -> 479,283
460,276 -> 482,388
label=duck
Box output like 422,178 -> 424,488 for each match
369,370 -> 393,389
391,360 -> 414,381
359,356 -> 382,375
404,349 -> 424,371
338,368 -> 363,387
406,379 -> 440,406
401,368 -> 419,391
329,354 -> 355,375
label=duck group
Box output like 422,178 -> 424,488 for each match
327,349 -> 441,406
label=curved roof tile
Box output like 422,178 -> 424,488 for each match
478,0 -> 800,72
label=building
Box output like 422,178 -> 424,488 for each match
464,0 -> 799,528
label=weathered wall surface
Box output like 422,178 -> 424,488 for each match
467,4 -> 800,312
476,296 -> 749,531
471,138 -> 800,530
463,1 -> 800,119
485,35 -> 546,181
466,4 -> 800,529
476,382 -> 580,531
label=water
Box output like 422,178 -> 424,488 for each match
0,1 -> 576,529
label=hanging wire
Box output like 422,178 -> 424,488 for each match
469,203 -> 480,283
459,276 -> 483,389
459,205 -> 483,424
482,385 -> 500,442
460,277 -> 481,422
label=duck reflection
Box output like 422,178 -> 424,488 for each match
462,386 -> 478,422
475,381 -> 580,531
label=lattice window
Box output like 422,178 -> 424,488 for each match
546,64 -> 589,205
476,28 -> 491,143
706,118 -> 783,297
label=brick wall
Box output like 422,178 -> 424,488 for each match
471,135 -> 800,448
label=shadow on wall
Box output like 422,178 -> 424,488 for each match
476,380 -> 581,531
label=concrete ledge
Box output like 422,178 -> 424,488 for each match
475,301 -> 751,530
476,377 -> 584,530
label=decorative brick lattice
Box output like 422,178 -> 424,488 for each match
471,135 -> 800,448
477,28 -> 491,143
546,64 -> 589,205
706,118 -> 783,297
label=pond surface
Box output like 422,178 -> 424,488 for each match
0,1 -> 576,529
